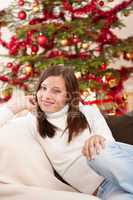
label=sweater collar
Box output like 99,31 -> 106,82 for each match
45,104 -> 69,120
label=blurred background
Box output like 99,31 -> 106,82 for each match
0,0 -> 133,115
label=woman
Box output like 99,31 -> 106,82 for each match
2,65 -> 133,200
0,93 -> 98,199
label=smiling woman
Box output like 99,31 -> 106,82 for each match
0,65 -> 133,200
0,90 -> 100,200
37,75 -> 67,113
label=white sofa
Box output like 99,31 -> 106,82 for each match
0,106 -> 100,200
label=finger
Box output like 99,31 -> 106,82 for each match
82,140 -> 90,159
95,136 -> 106,153
94,139 -> 102,154
89,140 -> 96,160
28,96 -> 37,105
82,146 -> 86,156
82,140 -> 93,160
99,137 -> 106,149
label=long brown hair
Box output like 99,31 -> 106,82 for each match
36,65 -> 89,142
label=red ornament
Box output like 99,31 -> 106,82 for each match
76,0 -> 82,2
37,34 -> 48,47
9,46 -> 18,56
47,50 -> 62,58
18,0 -> 25,6
0,75 -> 9,82
99,1 -> 104,7
72,35 -> 80,44
11,64 -> 20,74
101,63 -> 107,70
20,41 -> 27,49
31,44 -> 39,53
18,10 -> 27,20
7,62 -> 13,68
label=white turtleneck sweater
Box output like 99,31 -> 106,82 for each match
37,104 -> 114,194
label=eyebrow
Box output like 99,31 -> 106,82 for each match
41,84 -> 62,90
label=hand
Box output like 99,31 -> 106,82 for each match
6,90 -> 37,114
23,95 -> 37,112
82,135 -> 106,160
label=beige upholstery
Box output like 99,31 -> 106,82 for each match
0,111 -> 100,200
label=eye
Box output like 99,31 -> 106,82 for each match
52,89 -> 61,94
40,85 -> 47,91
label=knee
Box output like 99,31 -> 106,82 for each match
88,141 -> 118,169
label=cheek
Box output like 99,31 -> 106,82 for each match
36,91 -> 41,101
57,94 -> 67,105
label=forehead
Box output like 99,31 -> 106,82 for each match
41,75 -> 66,88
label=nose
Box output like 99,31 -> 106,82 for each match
40,89 -> 52,100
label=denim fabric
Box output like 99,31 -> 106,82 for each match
87,141 -> 133,199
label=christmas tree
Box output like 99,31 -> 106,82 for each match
0,0 -> 133,115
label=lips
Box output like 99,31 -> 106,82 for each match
42,100 -> 54,106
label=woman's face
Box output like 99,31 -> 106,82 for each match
37,75 -> 67,113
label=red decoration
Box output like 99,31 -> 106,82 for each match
18,10 -> 27,20
76,0 -> 82,2
31,44 -> 39,53
101,63 -> 107,70
47,50 -> 62,58
0,76 -> 9,82
99,1 -> 104,7
11,64 -> 20,75
7,62 -> 13,68
72,36 -> 80,44
9,46 -> 18,56
37,34 -> 48,47
18,0 -> 25,6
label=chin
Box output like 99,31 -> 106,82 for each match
41,107 -> 55,113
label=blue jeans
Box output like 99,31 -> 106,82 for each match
87,141 -> 133,200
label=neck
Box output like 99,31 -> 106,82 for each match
45,104 -> 69,130
45,104 -> 69,119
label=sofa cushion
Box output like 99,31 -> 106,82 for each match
104,111 -> 133,145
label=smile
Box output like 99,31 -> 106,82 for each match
42,101 -> 55,106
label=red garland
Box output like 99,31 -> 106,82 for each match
81,98 -> 113,105
27,0 -> 133,25
63,0 -> 98,15
93,0 -> 133,21
63,0 -> 74,12
0,76 -> 9,82
81,66 -> 133,114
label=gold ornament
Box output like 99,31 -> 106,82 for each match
82,42 -> 89,49
32,5 -> 40,13
108,78 -> 118,88
75,72 -> 81,78
125,52 -> 133,60
1,87 -> 12,98
82,91 -> 89,98
113,51 -> 123,58
24,65 -> 33,75
122,93 -> 128,101
124,11 -> 130,17
60,39 -> 68,46
105,72 -> 112,79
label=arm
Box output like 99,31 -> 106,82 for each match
81,104 -> 115,160
88,105 -> 114,141
0,92 -> 36,128
81,104 -> 114,140
0,105 -> 14,128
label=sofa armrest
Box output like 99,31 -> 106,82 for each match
104,112 -> 133,145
